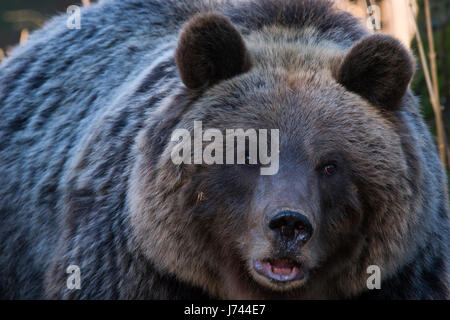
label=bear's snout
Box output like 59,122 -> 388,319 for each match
267,210 -> 313,248
248,208 -> 315,291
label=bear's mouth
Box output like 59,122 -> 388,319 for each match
253,258 -> 305,283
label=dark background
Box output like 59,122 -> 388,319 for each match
411,0 -> 449,138
0,0 -> 449,153
0,0 -> 77,50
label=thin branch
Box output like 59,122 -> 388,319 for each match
408,0 -> 448,168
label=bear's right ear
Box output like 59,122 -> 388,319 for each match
175,13 -> 250,89
336,34 -> 414,110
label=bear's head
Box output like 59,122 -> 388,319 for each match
130,13 -> 420,299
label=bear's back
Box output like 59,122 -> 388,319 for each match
0,0 -> 185,298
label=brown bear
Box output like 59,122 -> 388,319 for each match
0,0 -> 448,299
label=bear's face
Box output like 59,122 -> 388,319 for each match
130,13 -> 416,298
169,71 -> 405,294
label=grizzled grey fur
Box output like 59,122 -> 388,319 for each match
0,0 -> 448,299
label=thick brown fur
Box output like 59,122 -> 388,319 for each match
337,34 -> 415,109
175,13 -> 250,89
0,0 -> 448,300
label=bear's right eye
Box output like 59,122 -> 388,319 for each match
322,164 -> 337,176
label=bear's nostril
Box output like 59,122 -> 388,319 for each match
268,210 -> 313,244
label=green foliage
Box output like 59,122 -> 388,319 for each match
410,0 -> 450,139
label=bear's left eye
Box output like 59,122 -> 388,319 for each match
244,149 -> 258,166
322,164 -> 337,176
245,155 -> 258,166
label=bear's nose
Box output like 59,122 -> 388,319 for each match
268,210 -> 313,244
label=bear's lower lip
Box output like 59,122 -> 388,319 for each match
254,258 -> 304,282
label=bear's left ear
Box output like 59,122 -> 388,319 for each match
175,12 -> 250,89
336,34 -> 414,110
